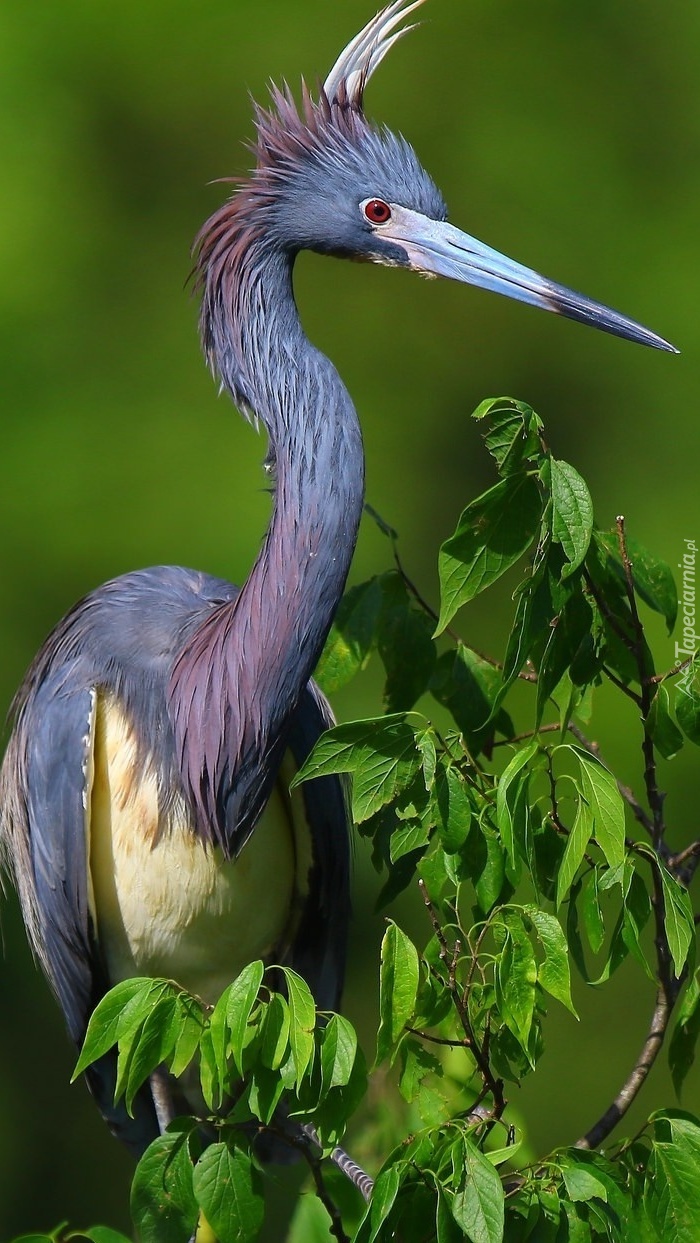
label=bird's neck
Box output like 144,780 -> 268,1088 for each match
172,243 -> 364,853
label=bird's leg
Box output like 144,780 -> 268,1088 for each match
300,1122 -> 374,1202
149,1066 -> 177,1134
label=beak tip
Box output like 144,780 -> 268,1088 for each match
649,334 -> 679,355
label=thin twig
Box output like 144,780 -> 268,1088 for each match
584,567 -> 638,655
574,986 -> 670,1150
601,663 -> 644,707
418,879 -> 505,1115
405,1026 -> 471,1049
391,540 -> 537,680
667,841 -> 700,886
491,723 -> 560,748
647,655 -> 695,685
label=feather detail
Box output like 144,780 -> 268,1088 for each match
323,0 -> 428,109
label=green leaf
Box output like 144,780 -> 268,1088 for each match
435,762 -> 473,852
619,869 -> 654,980
292,715 -> 423,823
659,866 -> 695,977
500,535 -> 552,691
557,1202 -> 592,1242
561,1162 -> 608,1204
73,978 -> 154,1078
281,968 -> 316,1085
66,1232 -> 135,1243
248,1064 -> 286,1125
389,819 -> 431,863
398,1038 -> 442,1104
496,912 -> 537,1054
314,576 -> 383,693
581,869 -> 605,956
473,820 -> 508,914
549,458 -> 594,578
198,1027 -> 218,1113
665,977 -> 700,1110
260,994 -> 290,1072
436,472 -> 543,632
556,798 -> 594,908
11,1235 -> 57,1243
416,726 -> 438,788
365,1165 -> 402,1242
670,972 -> 700,1097
437,1186 -> 467,1243
169,995 -> 206,1079
74,1232 -> 134,1243
564,746 -> 626,870
451,1136 -> 505,1243
525,906 -> 577,1016
430,645 -> 513,753
376,922 -> 420,1065
597,531 -> 678,632
193,1138 -> 264,1243
111,982 -> 180,1109
226,961 -> 265,1075
377,572 -> 437,711
124,994 -> 180,1114
648,684 -> 685,759
645,1112 -> 700,1242
9,1235 -> 56,1243
130,1128 -> 199,1243
676,659 -> 700,745
320,1014 -> 357,1092
535,591 -> 593,725
474,396 -> 544,477
496,739 -> 539,873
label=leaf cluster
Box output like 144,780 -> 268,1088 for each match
17,399 -> 700,1242
70,965 -> 364,1242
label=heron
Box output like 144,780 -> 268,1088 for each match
0,0 -> 674,1163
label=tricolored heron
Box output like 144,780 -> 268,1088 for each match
0,0 -> 674,1160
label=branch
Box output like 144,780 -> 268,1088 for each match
574,986 -> 670,1150
667,840 -> 700,886
574,840 -> 683,1149
491,723 -> 561,748
390,537 -> 537,681
418,879 -> 505,1117
301,1123 -> 374,1204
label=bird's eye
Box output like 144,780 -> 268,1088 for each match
363,198 -> 392,225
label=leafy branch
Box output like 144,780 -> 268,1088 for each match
20,398 -> 700,1242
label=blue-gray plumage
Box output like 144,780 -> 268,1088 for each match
0,0 -> 676,1161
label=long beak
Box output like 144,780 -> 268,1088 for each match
381,207 -> 677,353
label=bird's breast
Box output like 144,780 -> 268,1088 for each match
87,694 -> 310,1005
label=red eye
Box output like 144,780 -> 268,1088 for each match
363,198 -> 392,224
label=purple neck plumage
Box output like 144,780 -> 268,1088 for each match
169,215 -> 364,855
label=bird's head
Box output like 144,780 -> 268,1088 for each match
199,0 -> 675,354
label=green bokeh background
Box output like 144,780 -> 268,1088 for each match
0,0 -> 698,1237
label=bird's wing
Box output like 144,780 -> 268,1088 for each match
284,680 -> 352,1013
20,669 -> 159,1155
22,668 -> 98,1040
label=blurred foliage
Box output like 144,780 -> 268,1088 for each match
0,1 -> 698,1238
